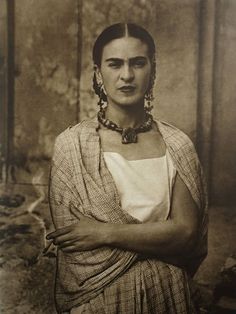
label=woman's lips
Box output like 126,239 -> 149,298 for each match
119,86 -> 136,92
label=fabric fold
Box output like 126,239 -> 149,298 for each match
49,116 -> 208,312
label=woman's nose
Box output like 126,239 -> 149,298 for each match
120,65 -> 134,82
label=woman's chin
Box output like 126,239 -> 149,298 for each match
109,97 -> 144,109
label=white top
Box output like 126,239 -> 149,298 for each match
103,150 -> 177,222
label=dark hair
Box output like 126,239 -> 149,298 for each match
92,23 -> 156,67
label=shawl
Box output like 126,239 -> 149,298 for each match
49,116 -> 208,313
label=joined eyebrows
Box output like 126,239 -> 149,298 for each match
105,56 -> 148,63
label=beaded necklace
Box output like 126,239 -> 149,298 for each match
97,108 -> 153,144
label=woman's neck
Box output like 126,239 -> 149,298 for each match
105,103 -> 146,128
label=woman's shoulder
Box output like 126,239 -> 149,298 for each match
54,117 -> 98,151
57,117 -> 97,139
155,119 -> 195,150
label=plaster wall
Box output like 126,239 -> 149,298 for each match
211,0 -> 236,204
0,0 -> 7,171
13,0 -> 81,183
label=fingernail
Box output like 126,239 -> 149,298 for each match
42,240 -> 53,255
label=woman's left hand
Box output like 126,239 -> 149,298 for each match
46,214 -> 107,252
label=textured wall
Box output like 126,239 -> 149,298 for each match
0,0 -> 7,176
80,0 -> 200,140
13,0 -> 81,183
211,0 -> 236,204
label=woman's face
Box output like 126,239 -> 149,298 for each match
97,36 -> 152,108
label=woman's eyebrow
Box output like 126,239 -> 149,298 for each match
105,56 -> 147,63
105,58 -> 123,63
130,56 -> 148,62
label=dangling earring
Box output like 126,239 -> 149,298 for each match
144,89 -> 154,112
98,83 -> 107,109
144,54 -> 156,112
93,72 -> 107,109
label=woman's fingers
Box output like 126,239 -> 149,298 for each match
47,225 -> 80,245
60,244 -> 88,252
46,213 -> 90,240
61,245 -> 77,252
46,222 -> 80,240
46,215 -> 103,251
53,233 -> 77,245
58,238 -> 78,248
46,227 -> 71,240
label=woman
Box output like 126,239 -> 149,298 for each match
47,23 -> 208,313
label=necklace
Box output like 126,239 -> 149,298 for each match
97,108 -> 153,144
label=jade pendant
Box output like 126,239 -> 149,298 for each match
121,128 -> 138,144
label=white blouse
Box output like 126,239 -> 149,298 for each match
103,150 -> 177,222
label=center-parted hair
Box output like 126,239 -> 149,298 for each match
92,23 -> 156,67
92,23 -> 156,102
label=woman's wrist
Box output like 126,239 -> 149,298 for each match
99,222 -> 117,246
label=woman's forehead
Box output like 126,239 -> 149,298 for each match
101,37 -> 149,61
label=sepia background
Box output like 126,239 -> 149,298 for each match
0,0 -> 236,313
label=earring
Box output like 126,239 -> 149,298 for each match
98,82 -> 107,109
93,72 -> 108,109
144,90 -> 154,112
144,60 -> 156,112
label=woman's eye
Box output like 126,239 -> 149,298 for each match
133,61 -> 146,68
108,63 -> 121,68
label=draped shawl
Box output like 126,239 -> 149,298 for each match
49,117 -> 208,313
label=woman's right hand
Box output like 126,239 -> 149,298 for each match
46,214 -> 108,252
